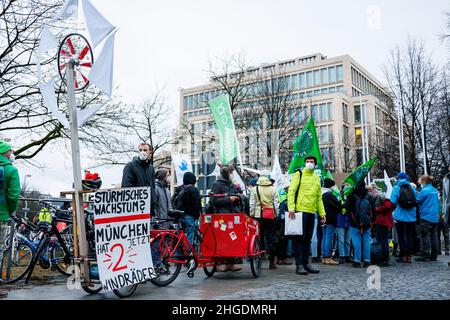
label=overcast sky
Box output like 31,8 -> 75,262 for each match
15,0 -> 449,196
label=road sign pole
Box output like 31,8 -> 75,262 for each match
66,61 -> 90,284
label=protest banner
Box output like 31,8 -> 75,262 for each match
93,187 -> 155,291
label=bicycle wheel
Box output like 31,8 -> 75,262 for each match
0,242 -> 34,284
193,230 -> 202,254
113,284 -> 138,298
203,265 -> 216,277
149,234 -> 182,287
49,243 -> 72,276
250,237 -> 262,278
82,281 -> 103,294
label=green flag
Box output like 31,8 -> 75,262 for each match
324,170 -> 342,201
343,157 -> 377,197
208,94 -> 239,164
288,117 -> 323,174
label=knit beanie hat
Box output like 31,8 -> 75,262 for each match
155,169 -> 168,181
0,140 -> 11,154
397,172 -> 408,180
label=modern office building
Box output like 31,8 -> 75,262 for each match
176,53 -> 398,179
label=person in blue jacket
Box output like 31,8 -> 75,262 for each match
416,175 -> 440,261
390,172 -> 417,263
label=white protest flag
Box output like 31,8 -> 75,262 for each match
53,0 -> 78,21
384,170 -> 393,199
38,26 -> 58,54
40,78 -> 69,128
82,0 -> 115,48
232,171 -> 247,196
77,104 -> 101,127
172,153 -> 193,187
209,164 -> 221,177
88,30 -> 116,97
271,154 -> 283,189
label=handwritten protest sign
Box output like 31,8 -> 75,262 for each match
93,187 -> 155,291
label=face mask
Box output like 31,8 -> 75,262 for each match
138,151 -> 148,161
9,153 -> 15,162
305,162 -> 315,170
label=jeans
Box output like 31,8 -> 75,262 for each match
293,212 -> 316,266
419,219 -> 439,259
396,221 -> 415,257
310,215 -> 322,258
0,221 -> 8,258
376,225 -> 390,261
182,215 -> 196,245
349,227 -> 371,263
336,227 -> 351,257
258,218 -> 278,263
321,224 -> 336,258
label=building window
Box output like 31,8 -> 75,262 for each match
285,75 -> 291,91
355,127 -> 362,145
319,102 -> 332,122
344,147 -> 350,169
354,105 -> 361,123
319,125 -> 333,144
342,103 -> 348,122
311,104 -> 318,120
321,147 -> 335,168
343,125 -> 349,144
321,68 -> 328,85
329,87 -> 336,93
314,89 -> 321,96
329,66 -> 336,83
299,73 -> 305,89
321,88 -> 328,94
356,149 -> 363,166
336,65 -> 344,82
336,85 -> 344,93
292,74 -> 299,90
306,71 -> 313,87
314,70 -> 320,86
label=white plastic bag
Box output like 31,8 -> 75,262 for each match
285,212 -> 303,236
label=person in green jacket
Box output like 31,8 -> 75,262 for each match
0,140 -> 20,298
287,155 -> 326,275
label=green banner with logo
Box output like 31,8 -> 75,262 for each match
288,117 -> 323,174
208,94 -> 239,164
343,157 -> 377,197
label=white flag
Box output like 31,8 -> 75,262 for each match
40,78 -> 69,129
77,104 -> 100,127
231,171 -> 247,196
53,0 -> 78,21
38,26 -> 58,54
172,153 -> 193,187
384,170 -> 393,199
271,154 -> 283,189
82,0 -> 115,48
88,30 -> 116,97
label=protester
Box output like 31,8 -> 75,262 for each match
390,172 -> 417,263
121,142 -> 157,216
321,178 -> 341,265
311,214 -> 323,263
345,182 -> 374,268
0,140 -> 20,299
249,175 -> 279,270
287,155 -> 326,275
416,175 -> 440,262
437,192 -> 449,255
275,181 -> 293,265
154,169 -> 172,225
336,186 -> 352,264
370,185 -> 394,266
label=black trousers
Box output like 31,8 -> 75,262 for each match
292,212 -> 316,266
258,218 -> 278,263
396,221 -> 416,257
420,219 -> 439,259
276,219 -> 288,260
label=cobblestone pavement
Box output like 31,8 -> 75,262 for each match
4,255 -> 450,300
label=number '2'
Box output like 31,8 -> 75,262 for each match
111,243 -> 127,272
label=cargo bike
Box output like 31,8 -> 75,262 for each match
149,194 -> 265,286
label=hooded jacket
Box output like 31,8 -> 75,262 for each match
417,183 -> 439,223
321,188 -> 342,226
443,171 -> 450,223
0,154 -> 20,221
154,179 -> 172,220
210,176 -> 242,213
287,168 -> 325,217
121,156 -> 156,215
173,172 -> 201,219
390,179 -> 417,222
249,176 -> 279,219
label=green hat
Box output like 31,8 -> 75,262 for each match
0,140 -> 12,154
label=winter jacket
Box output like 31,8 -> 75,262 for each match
375,199 -> 394,228
210,176 -> 242,213
176,172 -> 201,219
121,156 -> 157,215
390,179 -> 417,223
345,187 -> 375,229
416,183 -> 439,224
287,168 -> 325,217
443,172 -> 450,223
336,211 -> 350,229
154,180 -> 172,221
0,154 -> 20,222
321,188 -> 342,226
249,176 -> 279,219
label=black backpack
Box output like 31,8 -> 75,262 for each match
398,184 -> 417,209
355,196 -> 372,230
172,185 -> 191,211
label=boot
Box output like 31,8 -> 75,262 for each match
323,258 -> 339,265
269,262 -> 278,270
295,265 -> 308,275
338,257 -> 345,264
392,243 -> 398,257
344,256 -> 353,263
303,264 -> 320,273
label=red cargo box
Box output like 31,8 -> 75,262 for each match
200,213 -> 260,258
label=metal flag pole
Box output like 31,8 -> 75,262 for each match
66,61 -> 90,284
359,93 -> 368,184
420,106 -> 428,175
364,102 -> 371,183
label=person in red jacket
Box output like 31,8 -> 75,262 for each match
370,185 -> 394,266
